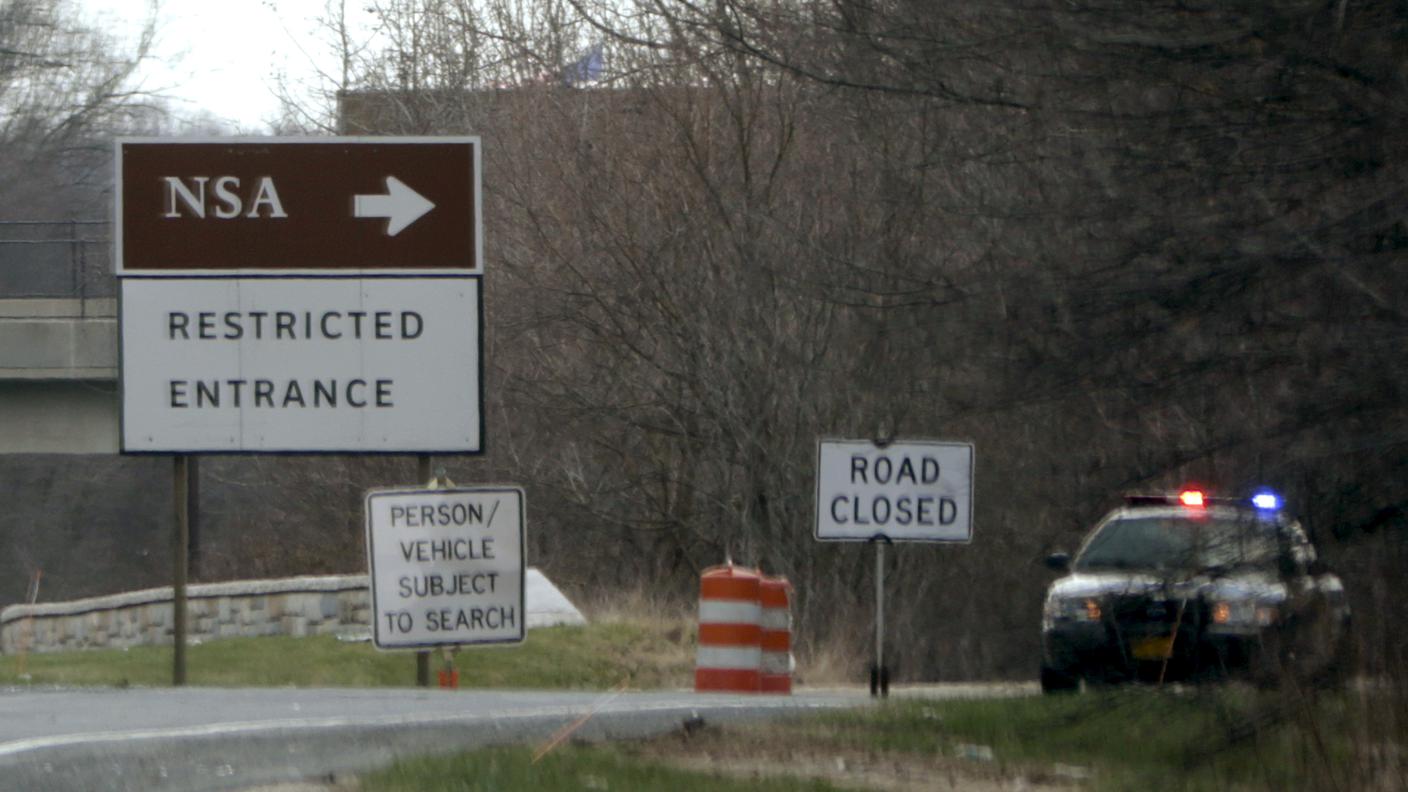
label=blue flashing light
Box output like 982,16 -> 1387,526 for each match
1251,491 -> 1281,511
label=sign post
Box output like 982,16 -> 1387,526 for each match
172,455 -> 189,686
364,486 -> 526,651
872,536 -> 888,697
815,438 -> 975,697
416,456 -> 432,688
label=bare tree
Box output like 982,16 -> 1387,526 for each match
273,0 -> 1408,686
0,0 -> 158,215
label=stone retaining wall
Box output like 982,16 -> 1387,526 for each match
0,575 -> 369,655
0,571 -> 584,654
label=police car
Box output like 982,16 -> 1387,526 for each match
1040,490 -> 1352,692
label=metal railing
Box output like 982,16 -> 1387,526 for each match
0,220 -> 114,300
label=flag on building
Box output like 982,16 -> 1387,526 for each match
563,44 -> 604,87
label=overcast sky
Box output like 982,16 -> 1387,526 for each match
82,0 -> 378,131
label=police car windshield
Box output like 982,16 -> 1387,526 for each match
1075,514 -> 1279,573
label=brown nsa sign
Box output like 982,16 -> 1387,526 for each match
116,137 -> 480,274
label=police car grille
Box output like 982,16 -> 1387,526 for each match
1110,596 -> 1181,627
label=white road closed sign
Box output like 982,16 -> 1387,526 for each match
815,439 -> 974,542
365,486 -> 525,649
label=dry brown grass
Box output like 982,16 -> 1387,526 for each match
576,587 -> 877,690
620,720 -> 1078,792
578,586 -> 694,630
792,635 -> 868,688
572,587 -> 697,687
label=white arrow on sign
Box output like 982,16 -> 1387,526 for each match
353,176 -> 436,237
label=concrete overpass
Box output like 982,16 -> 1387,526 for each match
0,297 -> 119,453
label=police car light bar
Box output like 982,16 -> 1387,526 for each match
1122,490 -> 1283,511
1178,490 -> 1205,507
1251,491 -> 1282,510
1122,492 -> 1206,507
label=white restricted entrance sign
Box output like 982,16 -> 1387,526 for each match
121,277 -> 481,453
365,486 -> 525,649
815,439 -> 974,542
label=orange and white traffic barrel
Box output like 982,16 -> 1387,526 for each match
695,564 -> 762,693
759,574 -> 793,694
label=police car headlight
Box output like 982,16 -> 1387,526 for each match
1044,596 -> 1102,623
1211,599 -> 1278,627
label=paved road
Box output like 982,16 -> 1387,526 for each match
0,687 -> 867,791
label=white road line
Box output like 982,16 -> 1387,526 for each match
0,699 -> 842,760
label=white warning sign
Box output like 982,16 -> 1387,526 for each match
815,439 -> 974,543
365,486 -> 525,649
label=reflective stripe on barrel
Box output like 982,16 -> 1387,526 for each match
759,575 -> 793,694
695,564 -> 761,693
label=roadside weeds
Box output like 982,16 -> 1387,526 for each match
621,720 -> 1080,792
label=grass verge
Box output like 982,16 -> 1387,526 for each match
361,685 -> 1369,792
362,744 -> 846,792
0,621 -> 693,689
791,686 -> 1358,791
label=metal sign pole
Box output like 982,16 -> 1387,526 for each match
187,456 -> 201,579
172,455 -> 190,686
871,536 -> 890,698
415,454 -> 432,688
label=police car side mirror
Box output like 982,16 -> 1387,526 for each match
1044,552 -> 1071,573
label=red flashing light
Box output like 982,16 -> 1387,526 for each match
1179,490 -> 1206,508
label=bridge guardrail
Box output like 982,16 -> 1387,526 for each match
0,220 -> 113,301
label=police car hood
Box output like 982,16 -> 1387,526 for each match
1048,570 -> 1287,602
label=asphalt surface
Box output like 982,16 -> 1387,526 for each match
0,687 -> 868,791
